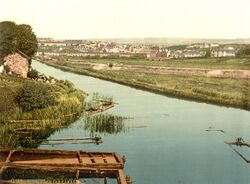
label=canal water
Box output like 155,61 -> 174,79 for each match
32,61 -> 250,184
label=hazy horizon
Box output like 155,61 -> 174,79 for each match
1,0 -> 250,40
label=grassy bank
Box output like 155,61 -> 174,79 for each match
60,56 -> 250,70
0,74 -> 86,148
40,60 -> 250,110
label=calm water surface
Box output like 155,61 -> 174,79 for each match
32,61 -> 250,184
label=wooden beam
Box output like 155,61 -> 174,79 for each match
76,169 -> 80,179
117,169 -> 127,184
104,177 -> 108,184
5,150 -> 15,163
77,151 -> 83,164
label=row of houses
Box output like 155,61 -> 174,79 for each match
35,51 -> 135,58
38,38 -> 149,55
147,50 -> 206,60
37,38 -> 238,60
147,48 -> 237,60
187,43 -> 219,49
211,50 -> 236,57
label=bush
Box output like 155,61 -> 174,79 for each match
27,68 -> 39,79
16,82 -> 57,111
0,86 -> 17,112
4,65 -> 11,73
63,80 -> 74,89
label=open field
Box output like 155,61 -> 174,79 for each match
64,57 -> 250,70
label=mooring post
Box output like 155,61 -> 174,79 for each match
76,170 -> 80,179
104,177 -> 108,184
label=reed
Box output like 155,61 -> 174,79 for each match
84,92 -> 114,111
84,113 -> 129,136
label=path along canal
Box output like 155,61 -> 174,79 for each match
32,61 -> 250,184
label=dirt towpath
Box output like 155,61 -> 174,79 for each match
68,61 -> 250,79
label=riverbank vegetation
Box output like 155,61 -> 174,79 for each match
0,74 -> 85,123
40,61 -> 250,110
0,73 -> 120,148
0,73 -> 85,147
52,56 -> 250,70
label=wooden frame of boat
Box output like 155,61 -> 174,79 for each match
0,148 -> 132,184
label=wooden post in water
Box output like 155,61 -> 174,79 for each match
104,177 -> 108,184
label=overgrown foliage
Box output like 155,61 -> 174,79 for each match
0,86 -> 17,112
0,21 -> 38,63
27,68 -> 39,79
16,82 -> 57,111
0,74 -> 86,148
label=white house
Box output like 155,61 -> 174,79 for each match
211,50 -> 236,57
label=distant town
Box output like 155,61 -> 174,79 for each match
36,38 -> 239,61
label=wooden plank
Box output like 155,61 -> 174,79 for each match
0,166 -> 7,175
47,137 -> 100,142
5,150 -> 15,163
76,169 -> 80,179
225,141 -> 250,148
77,151 -> 83,163
0,148 -> 127,182
113,152 -> 124,164
104,177 -> 108,184
117,169 -> 127,184
0,160 -> 124,169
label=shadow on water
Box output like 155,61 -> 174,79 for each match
1,168 -> 119,184
0,116 -> 79,148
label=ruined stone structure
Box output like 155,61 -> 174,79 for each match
3,53 -> 29,78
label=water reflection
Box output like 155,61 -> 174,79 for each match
0,117 -> 77,148
84,113 -> 130,136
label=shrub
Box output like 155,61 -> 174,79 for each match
0,86 -> 17,112
63,80 -> 74,89
4,65 -> 11,73
27,68 -> 39,79
16,82 -> 57,111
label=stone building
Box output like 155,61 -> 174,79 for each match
3,52 -> 30,78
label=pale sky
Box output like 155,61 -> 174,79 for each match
0,0 -> 250,39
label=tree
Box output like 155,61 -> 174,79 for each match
0,21 -> 17,63
16,24 -> 38,63
0,21 -> 38,64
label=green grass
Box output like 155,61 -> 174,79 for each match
0,74 -> 86,148
64,57 -> 250,70
41,61 -> 250,110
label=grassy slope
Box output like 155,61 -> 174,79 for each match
41,60 -> 250,110
0,74 -> 86,148
0,74 -> 85,121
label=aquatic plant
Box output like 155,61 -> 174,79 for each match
92,92 -> 113,105
84,92 -> 114,111
84,113 -> 129,136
